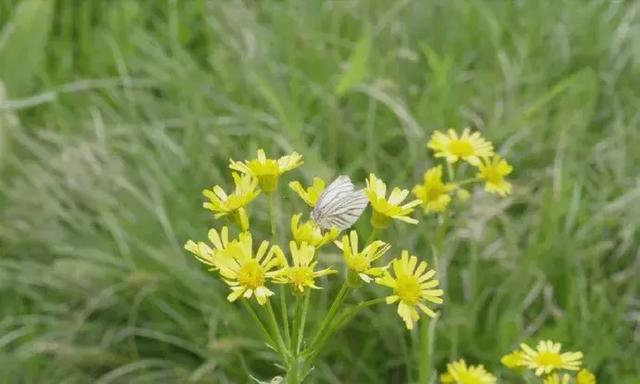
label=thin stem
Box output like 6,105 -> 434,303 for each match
285,292 -> 308,383
418,320 -> 430,383
242,300 -> 276,349
365,227 -> 379,245
265,299 -> 290,361
446,161 -> 456,181
301,297 -> 385,379
331,297 -> 386,331
454,177 -> 481,186
291,294 -> 304,353
304,282 -> 349,357
268,192 -> 291,346
418,215 -> 448,383
280,286 -> 291,347
268,192 -> 278,242
297,291 -> 311,354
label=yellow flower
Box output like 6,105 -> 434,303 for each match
520,340 -> 583,376
543,373 -> 570,384
412,165 -> 456,213
184,226 -> 232,270
365,173 -> 421,229
289,177 -> 325,207
476,155 -> 513,196
501,350 -> 526,369
335,230 -> 390,283
427,128 -> 494,165
439,359 -> 496,384
213,232 -> 282,305
229,148 -> 303,192
202,172 -> 260,230
576,369 -> 596,384
272,241 -> 337,293
376,251 -> 443,329
290,213 -> 340,248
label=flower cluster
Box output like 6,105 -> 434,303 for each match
439,359 -> 496,384
414,128 -> 513,214
186,147 -> 445,330
500,340 -> 597,383
181,136 -> 595,384
438,338 -> 597,384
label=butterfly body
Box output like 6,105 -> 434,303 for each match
311,175 -> 368,230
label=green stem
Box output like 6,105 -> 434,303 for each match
454,177 -> 481,186
301,297 -> 385,379
285,291 -> 310,383
365,227 -> 380,245
446,162 -> 456,181
242,300 -> 276,349
265,299 -> 290,361
303,282 -> 349,358
268,192 -> 291,346
418,215 -> 448,383
291,294 -> 303,353
287,362 -> 300,384
280,286 -> 291,347
418,321 -> 430,383
268,192 -> 278,243
330,297 -> 386,331
297,292 -> 311,354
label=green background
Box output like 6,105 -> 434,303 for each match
1,0 -> 639,382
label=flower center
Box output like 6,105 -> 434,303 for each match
288,266 -> 314,288
246,160 -> 280,192
394,274 -> 421,305
449,139 -> 474,157
347,254 -> 370,273
536,351 -> 563,367
236,259 -> 265,289
483,166 -> 503,184
426,185 -> 445,201
457,372 -> 483,384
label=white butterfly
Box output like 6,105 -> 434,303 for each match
311,175 -> 369,230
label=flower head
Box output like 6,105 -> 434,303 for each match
335,230 -> 390,283
544,373 -> 571,384
213,232 -> 282,305
501,349 -> 526,369
412,165 -> 456,213
202,172 -> 260,230
576,369 -> 596,384
272,241 -> 337,293
427,128 -> 494,165
365,173 -> 420,229
542,369 -> 597,384
376,251 -> 443,329
456,189 -> 471,202
184,226 -> 232,270
230,149 -> 303,192
289,177 -> 325,207
520,340 -> 583,376
476,155 -> 513,196
290,213 -> 340,248
439,359 -> 496,384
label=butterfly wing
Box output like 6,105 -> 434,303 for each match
311,175 -> 368,230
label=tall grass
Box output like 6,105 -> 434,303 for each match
1,0 -> 639,382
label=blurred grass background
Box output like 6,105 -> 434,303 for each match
1,0 -> 639,382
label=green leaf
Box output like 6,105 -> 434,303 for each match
334,29 -> 371,96
0,0 -> 54,96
